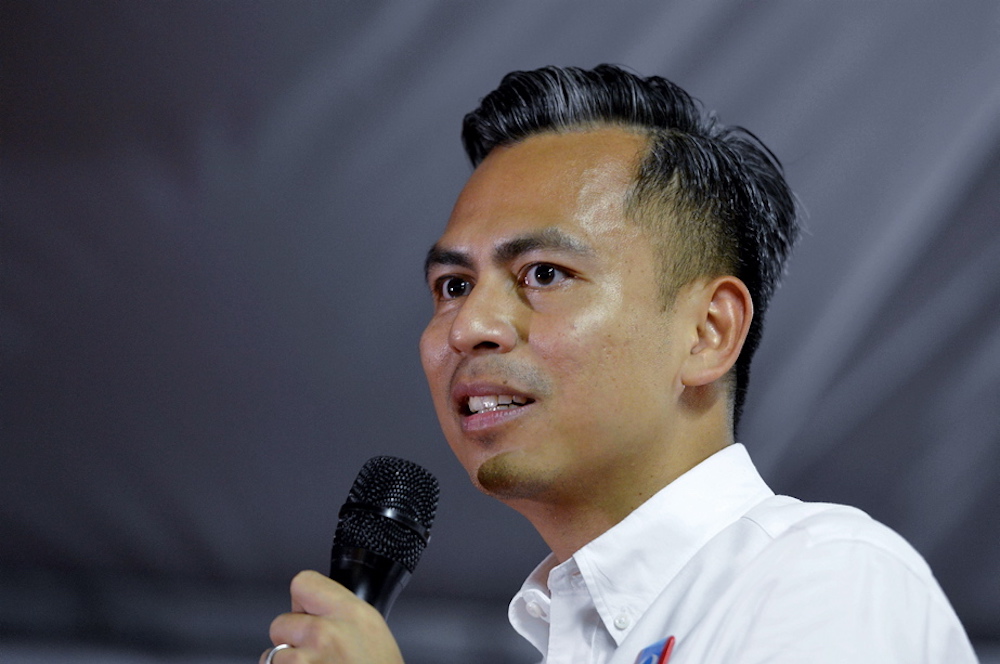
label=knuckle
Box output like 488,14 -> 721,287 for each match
289,569 -> 314,592
268,615 -> 285,642
301,616 -> 333,648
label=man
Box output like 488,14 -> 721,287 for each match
262,65 -> 977,663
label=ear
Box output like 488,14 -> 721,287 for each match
679,276 -> 753,387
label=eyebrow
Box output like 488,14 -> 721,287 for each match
424,228 -> 594,281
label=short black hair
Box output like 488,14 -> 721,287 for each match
461,64 -> 798,430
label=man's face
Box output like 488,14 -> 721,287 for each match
420,129 -> 690,511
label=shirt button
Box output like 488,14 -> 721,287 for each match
526,601 -> 544,618
614,613 -> 631,630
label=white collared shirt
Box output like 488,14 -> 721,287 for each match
508,444 -> 977,664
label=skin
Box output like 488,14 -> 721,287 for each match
261,570 -> 403,664
263,127 -> 752,663
420,128 -> 752,560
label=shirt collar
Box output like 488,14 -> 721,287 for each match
508,553 -> 560,654
509,443 -> 774,647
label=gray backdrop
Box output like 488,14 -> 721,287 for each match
2,2 -> 999,662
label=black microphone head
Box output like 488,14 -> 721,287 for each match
333,456 -> 439,574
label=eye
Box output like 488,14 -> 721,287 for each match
436,275 -> 472,300
522,263 -> 570,288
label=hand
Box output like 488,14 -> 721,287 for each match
260,570 -> 404,664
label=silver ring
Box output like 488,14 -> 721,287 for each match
265,643 -> 292,664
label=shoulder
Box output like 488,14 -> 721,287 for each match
713,496 -> 976,662
620,495 -> 977,663
743,496 -> 937,589
741,495 -> 933,577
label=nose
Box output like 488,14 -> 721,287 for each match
448,278 -> 520,355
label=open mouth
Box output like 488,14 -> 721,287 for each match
464,394 -> 533,415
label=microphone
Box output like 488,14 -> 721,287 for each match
329,456 -> 439,617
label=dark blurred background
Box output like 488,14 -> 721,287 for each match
2,2 -> 999,662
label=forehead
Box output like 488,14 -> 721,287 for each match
436,129 -> 648,253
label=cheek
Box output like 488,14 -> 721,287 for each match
532,309 -> 631,383
419,318 -> 467,420
536,306 -> 673,404
419,318 -> 450,376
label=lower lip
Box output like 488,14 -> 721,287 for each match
461,403 -> 533,433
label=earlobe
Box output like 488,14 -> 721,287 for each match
681,276 -> 753,387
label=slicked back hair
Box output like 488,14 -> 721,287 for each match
461,65 -> 799,431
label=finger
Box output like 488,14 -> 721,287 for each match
270,612 -> 360,662
289,569 -> 360,616
269,611 -> 311,648
271,610 -> 349,651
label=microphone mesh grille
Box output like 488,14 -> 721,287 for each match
334,456 -> 439,573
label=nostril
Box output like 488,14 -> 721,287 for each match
448,298 -> 518,353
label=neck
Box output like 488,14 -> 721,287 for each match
509,431 -> 730,562
494,383 -> 735,562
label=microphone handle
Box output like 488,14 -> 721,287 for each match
329,545 -> 411,617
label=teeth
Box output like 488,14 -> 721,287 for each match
468,394 -> 527,414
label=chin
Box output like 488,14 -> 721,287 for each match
475,452 -> 552,501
